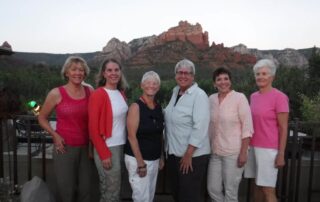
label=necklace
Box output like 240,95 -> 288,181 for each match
140,96 -> 156,109
140,96 -> 159,124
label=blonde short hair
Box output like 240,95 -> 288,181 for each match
61,56 -> 90,80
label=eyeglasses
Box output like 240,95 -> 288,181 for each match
176,71 -> 193,76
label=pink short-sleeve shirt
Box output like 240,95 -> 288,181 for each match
250,88 -> 289,149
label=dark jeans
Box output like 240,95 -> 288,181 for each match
168,154 -> 210,202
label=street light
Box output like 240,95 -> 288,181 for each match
27,100 -> 40,116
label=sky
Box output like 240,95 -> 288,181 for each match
0,0 -> 319,53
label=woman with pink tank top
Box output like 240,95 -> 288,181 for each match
38,56 -> 96,202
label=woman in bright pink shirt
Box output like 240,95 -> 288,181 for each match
244,59 -> 289,202
38,56 -> 95,202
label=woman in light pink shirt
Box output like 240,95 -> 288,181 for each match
207,67 -> 253,202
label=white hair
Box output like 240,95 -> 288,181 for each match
253,59 -> 277,76
174,59 -> 195,75
141,71 -> 161,85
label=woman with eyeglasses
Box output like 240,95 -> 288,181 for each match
164,59 -> 211,202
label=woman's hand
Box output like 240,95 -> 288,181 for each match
53,133 -> 66,154
180,145 -> 196,174
180,153 -> 193,174
237,151 -> 247,168
159,157 -> 165,170
275,153 -> 285,168
102,158 -> 112,170
137,164 -> 147,177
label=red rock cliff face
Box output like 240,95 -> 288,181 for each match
158,21 -> 209,50
94,38 -> 131,64
98,21 -> 256,68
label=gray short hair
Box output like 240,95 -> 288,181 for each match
141,71 -> 161,85
253,59 -> 277,76
174,59 -> 195,75
61,56 -> 90,80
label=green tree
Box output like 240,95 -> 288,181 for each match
273,66 -> 307,119
307,46 -> 320,96
300,94 -> 320,121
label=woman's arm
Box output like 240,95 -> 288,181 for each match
237,94 -> 253,167
38,88 -> 65,153
275,112 -> 289,168
127,103 -> 146,177
88,90 -> 111,161
159,132 -> 165,170
181,91 -> 210,174
238,137 -> 250,167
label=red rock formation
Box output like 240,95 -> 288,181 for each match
95,38 -> 131,63
203,43 -> 256,67
99,21 -> 257,68
127,40 -> 202,67
157,21 -> 209,50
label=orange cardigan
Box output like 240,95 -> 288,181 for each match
88,87 -> 126,160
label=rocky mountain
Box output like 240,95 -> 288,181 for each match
99,21 -> 256,68
1,21 -> 317,69
232,44 -> 309,68
95,38 -> 132,64
157,21 -> 209,50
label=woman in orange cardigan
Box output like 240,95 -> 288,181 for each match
88,58 -> 128,202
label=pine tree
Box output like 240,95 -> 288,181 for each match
307,46 -> 320,97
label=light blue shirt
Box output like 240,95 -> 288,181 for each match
164,83 -> 211,157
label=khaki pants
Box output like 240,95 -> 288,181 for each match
94,145 -> 123,202
207,154 -> 244,202
53,145 -> 95,202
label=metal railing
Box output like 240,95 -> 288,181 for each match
276,119 -> 320,202
0,116 -> 319,201
0,115 -> 53,196
12,115 -> 53,183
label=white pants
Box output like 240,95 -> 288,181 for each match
124,154 -> 160,202
244,147 -> 278,187
207,154 -> 244,202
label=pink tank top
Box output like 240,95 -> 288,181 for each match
56,86 -> 90,146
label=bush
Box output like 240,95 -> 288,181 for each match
300,94 -> 320,122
